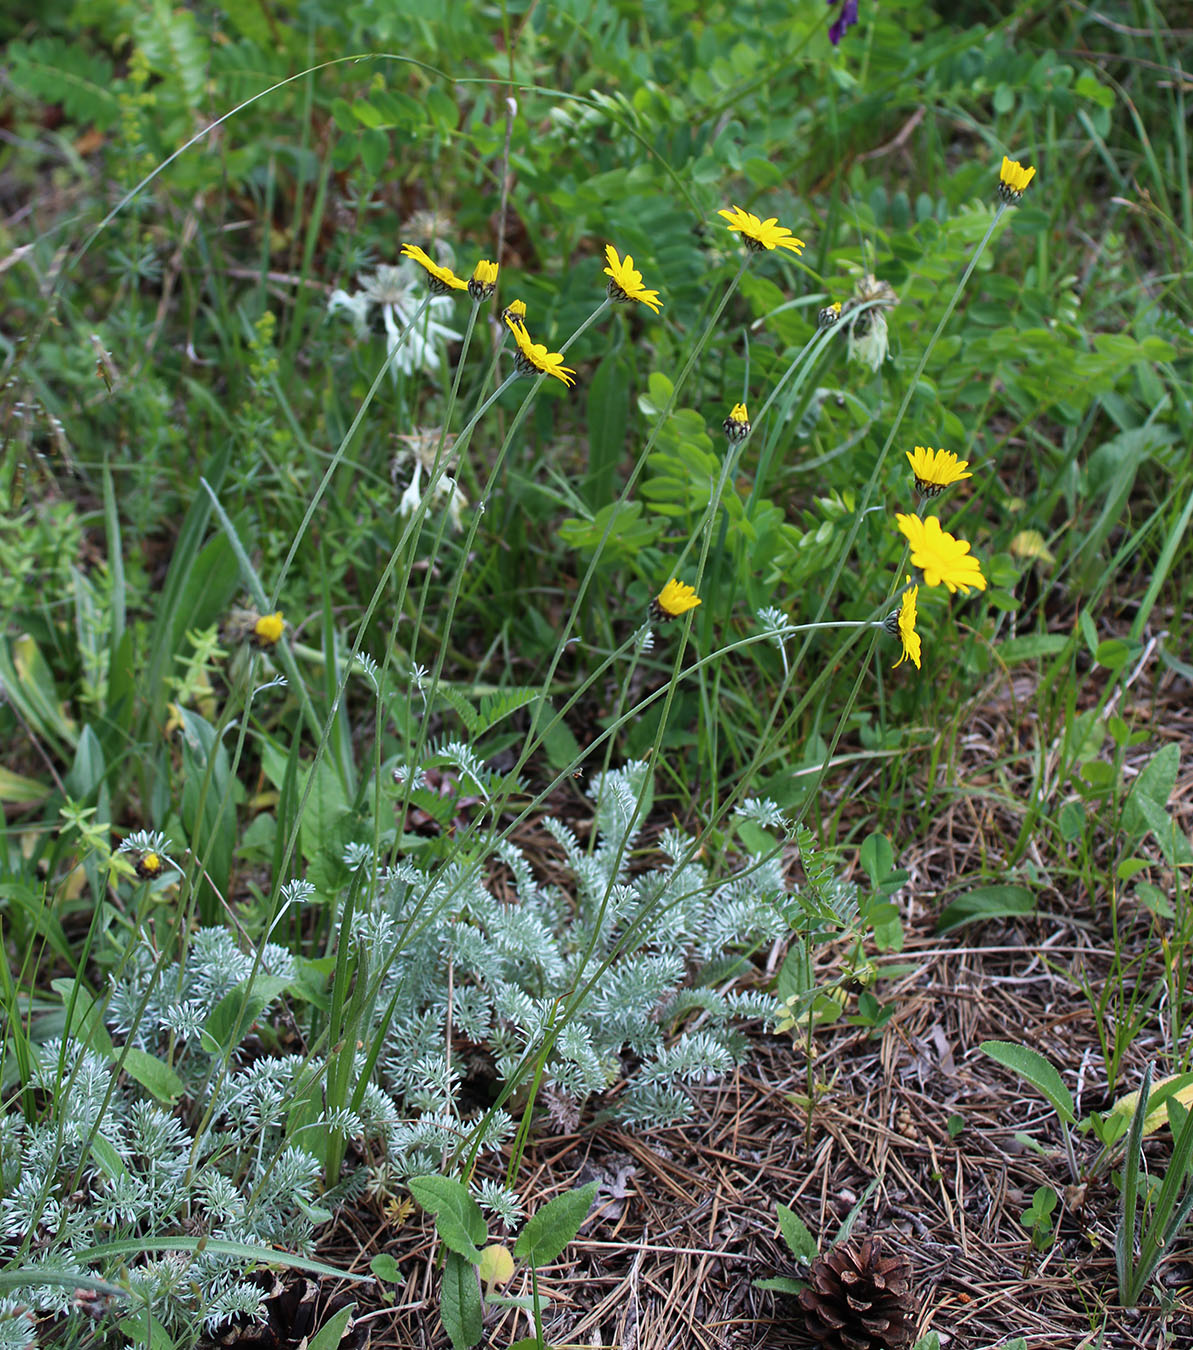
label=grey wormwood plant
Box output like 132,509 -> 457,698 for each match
1,763 -> 808,1347
363,760 -> 789,1141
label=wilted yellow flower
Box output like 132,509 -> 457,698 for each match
252,611 -> 286,647
468,259 -> 499,302
504,316 -> 576,387
651,578 -> 702,621
998,156 -> 1036,204
723,402 -> 750,443
717,205 -> 805,255
603,244 -> 662,313
906,446 -> 973,498
400,243 -> 469,294
896,515 -> 987,594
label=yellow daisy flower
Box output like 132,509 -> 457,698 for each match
717,205 -> 805,255
895,515 -> 987,594
723,402 -> 751,443
252,611 -> 286,647
906,446 -> 973,498
998,156 -> 1036,204
603,244 -> 662,313
886,579 -> 921,670
651,578 -> 702,621
400,243 -> 469,294
504,316 -> 576,387
468,259 -> 499,302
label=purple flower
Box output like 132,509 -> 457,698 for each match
827,0 -> 859,45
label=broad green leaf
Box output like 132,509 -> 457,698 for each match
936,885 -> 1035,933
52,978 -> 114,1055
859,832 -> 893,887
306,1304 -> 355,1350
370,1254 -> 402,1283
980,1041 -> 1075,1124
408,1175 -> 486,1259
440,1248 -> 483,1350
119,1047 -> 185,1105
513,1181 -> 599,1266
199,976 -> 292,1055
776,1204 -> 818,1262
1123,745 -> 1192,864
998,634 -> 1070,662
754,1276 -> 807,1295
116,1311 -> 178,1350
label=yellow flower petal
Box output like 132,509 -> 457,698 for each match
603,244 -> 663,313
896,514 -> 986,594
906,445 -> 973,497
717,205 -> 805,255
504,316 -> 576,387
652,578 -> 701,620
400,242 -> 469,292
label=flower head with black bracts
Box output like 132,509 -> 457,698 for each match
651,578 -> 702,622
118,829 -> 177,881
906,446 -> 972,498
400,243 -> 469,295
998,156 -> 1036,204
723,402 -> 751,443
885,579 -> 922,670
504,316 -> 576,387
718,206 -> 805,255
603,245 -> 662,313
896,514 -> 987,594
468,259 -> 499,302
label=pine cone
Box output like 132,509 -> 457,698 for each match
797,1235 -> 917,1350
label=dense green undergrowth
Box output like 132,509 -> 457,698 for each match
1,0 -> 1191,1344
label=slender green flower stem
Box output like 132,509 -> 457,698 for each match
558,297 -> 611,353
806,204 -> 1008,641
384,302 -> 614,859
496,255 -> 753,815
274,293 -> 433,599
369,298 -> 481,869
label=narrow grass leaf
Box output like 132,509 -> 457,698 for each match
1117,1063 -> 1151,1303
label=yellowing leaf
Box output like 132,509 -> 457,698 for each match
1108,1073 -> 1193,1137
478,1243 -> 514,1288
1010,529 -> 1055,565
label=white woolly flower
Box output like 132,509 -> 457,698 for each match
328,262 -> 461,380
